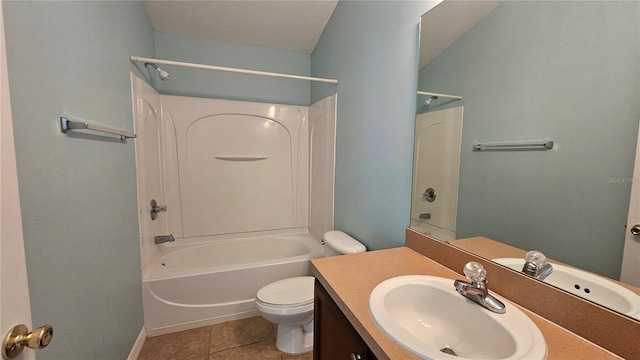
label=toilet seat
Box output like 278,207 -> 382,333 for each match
256,276 -> 315,307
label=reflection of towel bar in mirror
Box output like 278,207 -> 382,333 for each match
60,117 -> 136,142
473,140 -> 554,151
214,156 -> 269,161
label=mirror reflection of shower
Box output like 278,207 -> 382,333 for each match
417,91 -> 463,113
424,95 -> 438,108
411,103 -> 463,241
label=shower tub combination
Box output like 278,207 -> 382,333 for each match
132,75 -> 336,335
142,233 -> 324,335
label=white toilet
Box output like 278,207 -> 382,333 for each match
255,230 -> 366,354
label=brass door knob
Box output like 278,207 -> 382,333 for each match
631,224 -> 640,236
2,324 -> 53,359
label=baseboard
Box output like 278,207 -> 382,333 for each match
127,327 -> 146,360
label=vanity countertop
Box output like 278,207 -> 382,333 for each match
310,247 -> 622,360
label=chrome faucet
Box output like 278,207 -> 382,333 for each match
521,250 -> 553,281
154,234 -> 175,244
454,262 -> 506,314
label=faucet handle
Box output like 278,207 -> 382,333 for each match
463,262 -> 486,283
525,250 -> 547,267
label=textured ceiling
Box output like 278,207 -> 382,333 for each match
143,0 -> 338,55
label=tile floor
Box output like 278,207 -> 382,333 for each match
137,316 -> 313,360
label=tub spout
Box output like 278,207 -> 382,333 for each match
154,234 -> 175,244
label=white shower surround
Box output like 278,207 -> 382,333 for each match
131,74 -> 336,334
160,94 -> 310,238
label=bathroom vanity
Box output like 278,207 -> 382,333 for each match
314,280 -> 378,360
310,230 -> 632,359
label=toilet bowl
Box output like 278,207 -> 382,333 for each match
255,231 -> 366,354
256,276 -> 315,354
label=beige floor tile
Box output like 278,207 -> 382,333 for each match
209,316 -> 275,353
280,350 -> 313,360
138,326 -> 211,360
209,341 -> 281,360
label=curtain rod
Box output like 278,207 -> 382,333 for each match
417,91 -> 463,100
130,56 -> 338,84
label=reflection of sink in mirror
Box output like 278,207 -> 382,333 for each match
494,258 -> 640,320
369,275 -> 546,360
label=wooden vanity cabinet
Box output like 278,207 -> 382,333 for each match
314,279 -> 378,360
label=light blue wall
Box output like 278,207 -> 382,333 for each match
418,1 -> 640,278
3,1 -> 153,359
153,31 -> 312,106
311,1 -> 439,249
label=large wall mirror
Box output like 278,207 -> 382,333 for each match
414,0 -> 640,320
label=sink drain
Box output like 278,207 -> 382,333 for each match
440,347 -> 458,356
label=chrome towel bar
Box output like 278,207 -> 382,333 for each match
473,140 -> 553,151
60,117 -> 136,142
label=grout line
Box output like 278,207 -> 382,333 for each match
208,339 -> 268,354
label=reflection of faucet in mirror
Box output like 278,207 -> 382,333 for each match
415,0 -> 640,317
454,261 -> 506,314
521,251 -> 553,281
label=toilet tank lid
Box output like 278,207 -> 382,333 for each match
323,230 -> 366,254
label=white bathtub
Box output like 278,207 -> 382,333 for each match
142,233 -> 324,336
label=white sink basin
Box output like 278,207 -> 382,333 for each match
369,275 -> 547,360
493,258 -> 640,320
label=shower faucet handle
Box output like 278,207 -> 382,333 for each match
152,204 -> 167,212
150,199 -> 167,220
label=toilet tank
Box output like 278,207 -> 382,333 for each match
323,230 -> 367,257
